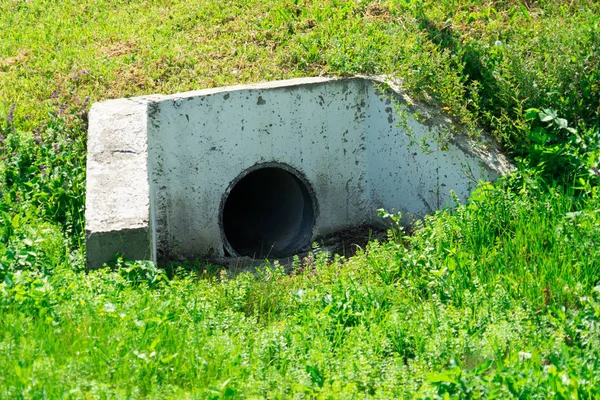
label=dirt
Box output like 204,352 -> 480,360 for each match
206,224 -> 389,273
0,50 -> 30,71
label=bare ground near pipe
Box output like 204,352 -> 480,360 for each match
205,224 -> 389,275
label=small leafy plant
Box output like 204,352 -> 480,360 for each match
523,107 -> 600,195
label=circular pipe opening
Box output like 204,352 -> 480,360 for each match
220,164 -> 316,258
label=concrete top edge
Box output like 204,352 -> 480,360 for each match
92,76 -> 394,106
166,76 -> 340,99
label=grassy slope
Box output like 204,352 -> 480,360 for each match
1,0 -> 600,398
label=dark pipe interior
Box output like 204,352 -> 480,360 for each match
222,167 -> 314,258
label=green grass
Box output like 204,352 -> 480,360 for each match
1,0 -> 600,398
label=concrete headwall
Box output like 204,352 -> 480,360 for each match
86,76 -> 513,267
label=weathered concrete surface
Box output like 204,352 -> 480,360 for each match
86,76 -> 513,268
85,99 -> 155,267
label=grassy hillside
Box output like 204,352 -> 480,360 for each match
1,0 -> 599,398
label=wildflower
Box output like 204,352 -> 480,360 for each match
518,351 -> 532,361
104,302 -> 116,313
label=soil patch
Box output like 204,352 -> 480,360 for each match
205,225 -> 389,273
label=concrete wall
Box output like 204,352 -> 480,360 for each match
365,81 -> 501,220
86,98 -> 154,267
86,76 -> 513,267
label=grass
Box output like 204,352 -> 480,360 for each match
1,0 -> 600,398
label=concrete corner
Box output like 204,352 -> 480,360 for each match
85,98 -> 155,268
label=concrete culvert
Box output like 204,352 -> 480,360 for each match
86,77 -> 514,268
221,164 -> 316,258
